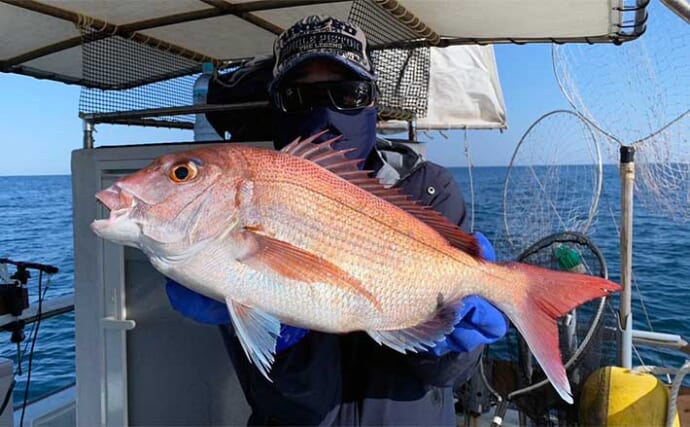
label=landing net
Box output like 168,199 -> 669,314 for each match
553,0 -> 690,220
501,111 -> 604,258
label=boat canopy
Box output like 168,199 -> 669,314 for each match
0,0 -> 647,87
0,0 -> 647,131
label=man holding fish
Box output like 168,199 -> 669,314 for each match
92,15 -> 620,426
171,15 -> 506,425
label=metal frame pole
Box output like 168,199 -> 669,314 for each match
83,120 -> 95,149
660,0 -> 690,23
619,145 -> 635,368
408,119 -> 417,141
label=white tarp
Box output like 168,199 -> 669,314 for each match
378,45 -> 507,131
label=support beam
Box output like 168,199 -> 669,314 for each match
0,294 -> 74,328
661,0 -> 690,23
80,101 -> 270,124
0,0 -> 220,68
200,0 -> 285,35
374,0 -> 441,45
0,0 -> 345,68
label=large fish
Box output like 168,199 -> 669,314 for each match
91,134 -> 619,403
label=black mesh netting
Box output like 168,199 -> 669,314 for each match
78,1 -> 431,126
347,0 -> 420,46
349,0 -> 430,119
478,232 -> 620,424
369,47 -> 429,119
78,29 -> 202,125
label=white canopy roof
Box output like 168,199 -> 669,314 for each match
1,0 -> 643,88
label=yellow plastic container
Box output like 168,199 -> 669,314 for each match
579,366 -> 680,426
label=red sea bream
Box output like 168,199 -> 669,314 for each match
90,134 -> 620,403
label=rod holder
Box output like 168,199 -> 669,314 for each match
83,120 -> 95,149
619,145 -> 635,368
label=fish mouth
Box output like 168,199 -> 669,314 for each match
92,186 -> 139,231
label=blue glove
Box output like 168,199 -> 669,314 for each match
165,279 -> 230,325
428,232 -> 508,356
474,231 -> 497,262
165,279 -> 309,351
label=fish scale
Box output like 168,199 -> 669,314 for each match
247,178 -> 465,327
91,135 -> 621,402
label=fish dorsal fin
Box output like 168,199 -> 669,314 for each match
281,133 -> 481,258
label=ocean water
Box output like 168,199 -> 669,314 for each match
0,175 -> 75,406
0,168 -> 688,405
455,164 -> 690,384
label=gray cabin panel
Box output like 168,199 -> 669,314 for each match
72,141 -> 271,426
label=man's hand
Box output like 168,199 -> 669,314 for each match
428,231 -> 508,356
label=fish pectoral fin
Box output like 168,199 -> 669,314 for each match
367,301 -> 459,353
225,297 -> 281,380
240,231 -> 381,311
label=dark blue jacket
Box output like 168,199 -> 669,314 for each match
219,139 -> 480,426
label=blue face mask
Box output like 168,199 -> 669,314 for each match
273,106 -> 378,163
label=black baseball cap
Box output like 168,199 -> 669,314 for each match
270,15 -> 376,93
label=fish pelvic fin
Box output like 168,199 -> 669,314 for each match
367,297 -> 460,353
240,230 -> 382,311
494,262 -> 620,404
281,133 -> 481,258
225,298 -> 281,381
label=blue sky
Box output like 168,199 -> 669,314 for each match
0,42 -> 570,176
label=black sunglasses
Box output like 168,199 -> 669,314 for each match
273,80 -> 377,113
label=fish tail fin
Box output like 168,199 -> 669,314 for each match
493,262 -> 620,404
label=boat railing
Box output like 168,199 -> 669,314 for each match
0,293 -> 76,427
0,259 -> 76,426
78,100 -> 415,149
632,329 -> 690,354
0,294 -> 74,331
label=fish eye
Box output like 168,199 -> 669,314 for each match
169,161 -> 198,183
